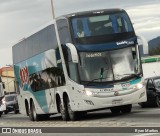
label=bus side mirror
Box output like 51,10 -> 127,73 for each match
66,43 -> 79,63
137,35 -> 148,55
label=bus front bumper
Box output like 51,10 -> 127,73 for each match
72,87 -> 146,111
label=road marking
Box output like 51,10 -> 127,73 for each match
129,123 -> 160,126
133,133 -> 159,136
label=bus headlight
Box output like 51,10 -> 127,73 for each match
136,83 -> 144,89
85,90 -> 93,96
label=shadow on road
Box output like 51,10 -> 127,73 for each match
2,106 -> 160,122
48,107 -> 160,121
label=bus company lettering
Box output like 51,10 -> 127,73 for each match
19,66 -> 29,86
86,53 -> 102,58
100,88 -> 113,92
117,41 -> 134,46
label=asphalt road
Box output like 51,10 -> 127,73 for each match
1,104 -> 160,136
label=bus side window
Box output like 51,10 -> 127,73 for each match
57,19 -> 71,44
54,49 -> 66,87
47,66 -> 65,88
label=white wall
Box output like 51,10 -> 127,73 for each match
142,62 -> 160,79
2,77 -> 15,93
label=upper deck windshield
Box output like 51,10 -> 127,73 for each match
71,11 -> 134,44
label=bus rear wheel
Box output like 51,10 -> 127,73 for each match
29,102 -> 40,121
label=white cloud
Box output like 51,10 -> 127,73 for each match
0,47 -> 12,67
0,0 -> 52,48
0,0 -> 159,67
127,2 -> 160,40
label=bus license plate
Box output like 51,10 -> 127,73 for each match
112,99 -> 123,105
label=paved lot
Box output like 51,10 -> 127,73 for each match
1,104 -> 160,136
1,104 -> 160,127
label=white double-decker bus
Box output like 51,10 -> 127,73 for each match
13,8 -> 148,121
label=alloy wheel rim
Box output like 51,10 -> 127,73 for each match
33,106 -> 36,120
68,102 -> 73,116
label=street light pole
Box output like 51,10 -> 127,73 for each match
51,0 -> 55,19
50,0 -> 69,82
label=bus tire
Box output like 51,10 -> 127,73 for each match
29,101 -> 40,121
60,99 -> 69,121
42,114 -> 50,120
120,104 -> 132,114
25,100 -> 29,116
67,98 -> 78,121
78,111 -> 87,118
29,103 -> 34,121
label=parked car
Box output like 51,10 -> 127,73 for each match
2,94 -> 19,114
0,96 -> 6,117
139,76 -> 160,107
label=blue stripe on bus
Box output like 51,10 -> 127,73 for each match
130,78 -> 141,85
14,52 -> 49,113
75,37 -> 137,52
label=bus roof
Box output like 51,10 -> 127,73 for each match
61,8 -> 125,19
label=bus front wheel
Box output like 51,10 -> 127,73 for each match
67,98 -> 79,121
60,99 -> 69,121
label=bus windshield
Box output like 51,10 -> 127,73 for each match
71,12 -> 133,38
78,46 -> 140,84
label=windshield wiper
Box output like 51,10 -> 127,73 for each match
86,77 -> 108,86
116,73 -> 141,79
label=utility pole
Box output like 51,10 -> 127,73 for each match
50,0 -> 69,82
51,0 -> 55,19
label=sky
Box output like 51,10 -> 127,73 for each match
0,0 -> 160,67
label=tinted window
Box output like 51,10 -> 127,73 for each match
154,79 -> 160,89
5,95 -> 16,101
71,12 -> 133,38
29,49 -> 65,92
13,24 -> 58,64
57,19 -> 71,44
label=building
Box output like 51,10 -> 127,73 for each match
0,67 -> 15,93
